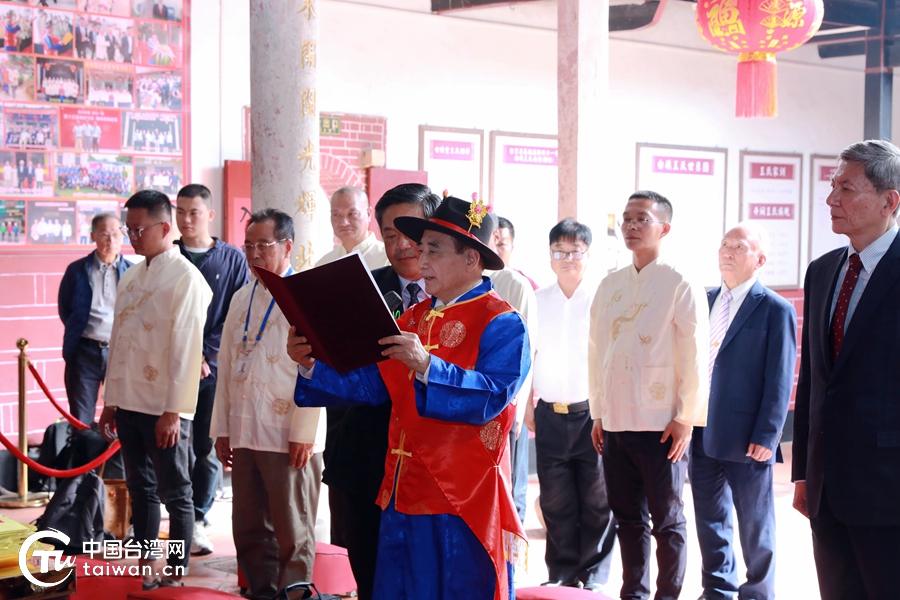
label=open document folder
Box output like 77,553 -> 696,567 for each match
254,252 -> 402,373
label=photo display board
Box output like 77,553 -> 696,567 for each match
636,143 -> 727,288
809,155 -> 844,260
489,131 -> 557,286
0,0 -> 188,249
418,126 -> 483,198
739,152 -> 803,288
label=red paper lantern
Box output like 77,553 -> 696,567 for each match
696,0 -> 824,118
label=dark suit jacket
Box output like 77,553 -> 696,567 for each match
702,280 -> 796,465
793,232 -> 900,526
58,252 -> 132,362
321,265 -> 400,501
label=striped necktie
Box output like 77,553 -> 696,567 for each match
709,289 -> 732,383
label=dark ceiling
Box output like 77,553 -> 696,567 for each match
431,0 -> 896,63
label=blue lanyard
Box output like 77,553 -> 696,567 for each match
243,267 -> 292,344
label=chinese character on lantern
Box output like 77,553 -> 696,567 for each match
696,0 -> 824,117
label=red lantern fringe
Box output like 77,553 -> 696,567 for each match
736,52 -> 777,119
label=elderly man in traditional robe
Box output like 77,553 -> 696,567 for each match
289,195 -> 530,600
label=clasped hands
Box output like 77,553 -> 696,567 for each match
286,326 -> 431,374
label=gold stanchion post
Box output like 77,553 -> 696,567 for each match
0,339 -> 50,507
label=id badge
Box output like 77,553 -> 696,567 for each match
234,344 -> 255,381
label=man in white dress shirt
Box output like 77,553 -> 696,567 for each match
212,208 -> 323,600
317,186 -> 389,270
100,190 -> 212,589
589,191 -> 709,600
529,219 -> 615,592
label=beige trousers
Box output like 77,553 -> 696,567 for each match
232,448 -> 323,600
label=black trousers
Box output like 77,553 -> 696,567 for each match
535,402 -> 616,586
332,488 -> 382,600
602,430 -> 687,600
810,489 -> 900,600
64,337 -> 107,424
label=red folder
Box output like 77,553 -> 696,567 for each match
254,253 -> 401,373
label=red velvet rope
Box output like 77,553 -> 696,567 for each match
27,361 -> 89,431
7,359 -> 121,478
0,429 -> 121,478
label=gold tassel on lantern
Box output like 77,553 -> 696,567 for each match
736,52 -> 778,118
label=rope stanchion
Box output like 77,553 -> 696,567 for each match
26,361 -> 89,431
0,340 -> 122,511
0,429 -> 121,479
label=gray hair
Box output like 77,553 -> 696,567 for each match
732,221 -> 770,258
331,186 -> 368,207
840,140 -> 900,193
91,212 -> 120,230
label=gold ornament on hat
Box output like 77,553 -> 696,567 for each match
466,192 -> 492,233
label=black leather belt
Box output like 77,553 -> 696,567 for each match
81,337 -> 109,348
542,400 -> 590,414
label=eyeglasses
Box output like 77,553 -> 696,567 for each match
241,239 -> 286,254
550,250 -> 585,261
618,218 -> 668,229
121,222 -> 164,239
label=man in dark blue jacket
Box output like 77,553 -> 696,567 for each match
174,184 -> 249,555
58,213 -> 132,424
691,223 -> 796,600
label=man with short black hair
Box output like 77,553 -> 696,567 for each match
589,191 -> 709,600
532,218 -> 616,592
174,183 -> 249,555
495,216 -> 538,290
58,213 -> 132,424
100,190 -> 212,590
324,183 -> 440,600
488,215 -> 537,525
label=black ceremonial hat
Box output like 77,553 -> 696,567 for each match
394,193 -> 504,271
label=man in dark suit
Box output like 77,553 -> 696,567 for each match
120,28 -> 133,63
793,139 -> 900,600
105,32 -> 117,61
75,19 -> 85,59
153,2 -> 169,20
691,224 -> 796,600
321,183 -> 439,600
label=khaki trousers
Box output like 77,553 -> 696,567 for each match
232,448 -> 323,600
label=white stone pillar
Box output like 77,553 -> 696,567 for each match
557,0 -> 609,222
250,0 -> 320,270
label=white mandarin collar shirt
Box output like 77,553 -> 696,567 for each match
588,257 -> 709,432
104,246 -> 213,418
316,231 -> 390,270
211,272 -> 324,453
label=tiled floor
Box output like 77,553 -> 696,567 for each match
2,442 -> 821,598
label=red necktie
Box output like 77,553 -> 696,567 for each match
831,253 -> 863,361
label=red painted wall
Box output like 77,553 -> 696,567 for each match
776,289 -> 804,410
0,249 -> 88,441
